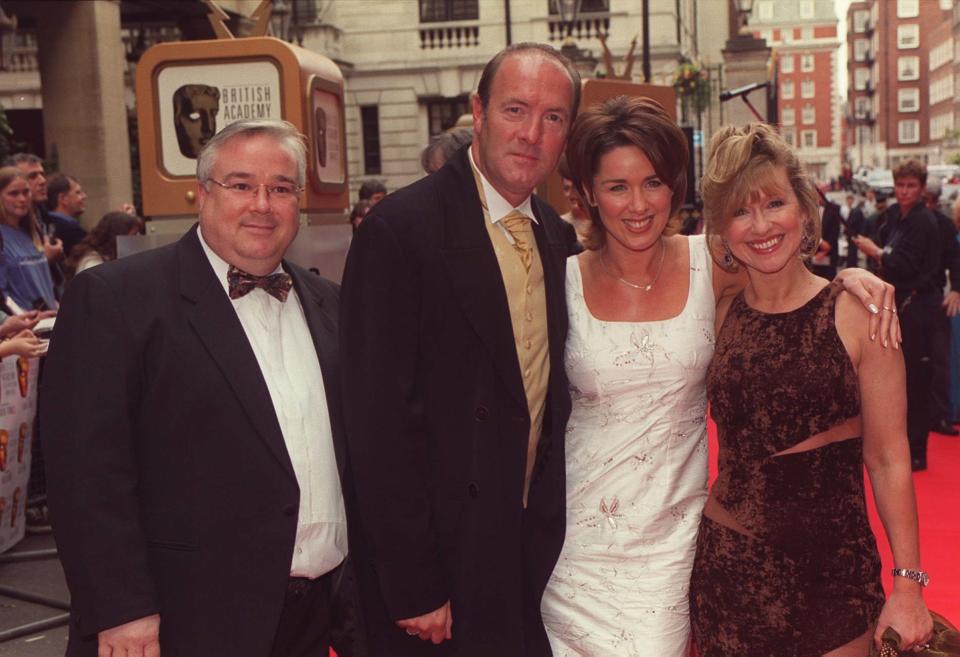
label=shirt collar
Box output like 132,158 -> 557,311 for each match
467,147 -> 537,225
197,225 -> 284,296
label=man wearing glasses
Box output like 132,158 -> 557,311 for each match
42,119 -> 361,657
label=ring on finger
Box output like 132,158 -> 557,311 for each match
915,643 -> 930,652
881,306 -> 895,313
405,629 -> 418,636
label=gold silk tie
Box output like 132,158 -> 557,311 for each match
500,210 -> 533,272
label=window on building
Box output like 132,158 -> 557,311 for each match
801,130 -> 817,148
782,128 -> 796,147
802,105 -> 815,124
853,10 -> 869,32
782,107 -> 795,125
898,88 -> 919,112
854,68 -> 870,90
548,0 -> 609,14
898,56 -> 919,80
782,80 -> 795,99
854,39 -> 869,62
930,40 -> 953,71
898,119 -> 920,143
854,97 -> 871,119
801,79 -> 814,98
800,0 -> 815,19
426,96 -> 470,137
801,54 -> 815,72
782,28 -> 794,43
781,55 -> 794,73
897,0 -> 919,18
360,105 -> 381,175
420,0 -> 479,22
801,26 -> 813,41
931,113 -> 955,140
897,24 -> 919,49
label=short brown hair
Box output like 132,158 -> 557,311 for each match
701,123 -> 821,270
893,158 -> 927,187
476,43 -> 581,122
564,95 -> 688,250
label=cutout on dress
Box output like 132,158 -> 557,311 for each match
703,496 -> 757,539
770,416 -> 861,458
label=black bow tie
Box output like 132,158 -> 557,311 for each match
227,265 -> 293,302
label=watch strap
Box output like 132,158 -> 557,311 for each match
891,567 -> 929,587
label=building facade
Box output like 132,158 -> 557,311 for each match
321,0 -> 692,198
0,0 -> 742,214
845,0 -> 953,169
748,0 -> 841,182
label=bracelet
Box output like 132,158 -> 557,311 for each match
891,568 -> 929,587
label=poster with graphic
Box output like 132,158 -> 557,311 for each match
310,78 -> 345,187
157,60 -> 283,177
0,356 -> 39,554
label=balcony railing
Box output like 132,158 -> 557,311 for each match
0,32 -> 37,72
548,15 -> 610,42
419,24 -> 479,49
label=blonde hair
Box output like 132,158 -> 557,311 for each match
701,123 -> 821,270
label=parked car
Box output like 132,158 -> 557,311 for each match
865,169 -> 894,197
928,164 -> 960,184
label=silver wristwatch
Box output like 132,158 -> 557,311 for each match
891,568 -> 930,587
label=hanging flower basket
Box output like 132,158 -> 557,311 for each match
673,61 -> 711,116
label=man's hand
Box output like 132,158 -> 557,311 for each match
395,600 -> 452,645
944,290 -> 960,317
835,268 -> 901,348
119,202 -> 136,215
851,235 -> 882,260
42,235 -> 64,263
98,614 -> 160,657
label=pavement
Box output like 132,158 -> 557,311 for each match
0,530 -> 70,657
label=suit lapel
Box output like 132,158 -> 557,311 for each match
438,150 -> 527,411
287,265 -> 348,481
177,227 -> 296,481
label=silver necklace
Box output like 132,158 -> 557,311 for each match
599,240 -> 666,292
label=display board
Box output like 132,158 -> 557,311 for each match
0,356 -> 39,553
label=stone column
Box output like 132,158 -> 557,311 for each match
35,0 -> 132,228
721,36 -> 772,129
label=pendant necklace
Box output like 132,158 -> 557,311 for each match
599,240 -> 666,292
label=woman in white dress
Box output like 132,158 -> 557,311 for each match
539,96 -> 899,656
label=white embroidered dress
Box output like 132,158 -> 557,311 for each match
542,235 -> 715,656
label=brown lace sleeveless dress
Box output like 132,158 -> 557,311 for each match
690,281 -> 885,657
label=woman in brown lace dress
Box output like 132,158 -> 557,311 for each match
689,124 -> 933,656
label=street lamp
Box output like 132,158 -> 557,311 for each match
734,0 -> 755,32
270,0 -> 291,41
553,0 -> 583,39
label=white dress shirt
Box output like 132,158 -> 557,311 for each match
468,147 -> 538,239
198,228 -> 347,578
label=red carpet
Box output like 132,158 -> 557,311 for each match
707,419 -> 959,622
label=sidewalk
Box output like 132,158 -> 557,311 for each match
0,532 -> 69,657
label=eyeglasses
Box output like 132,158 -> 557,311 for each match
206,178 -> 303,201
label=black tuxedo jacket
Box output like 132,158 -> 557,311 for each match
340,148 -> 577,656
41,226 -> 349,657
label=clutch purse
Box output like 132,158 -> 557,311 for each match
870,611 -> 960,657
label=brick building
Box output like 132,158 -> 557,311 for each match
845,0 -> 953,169
928,3 -> 960,165
749,0 -> 841,182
